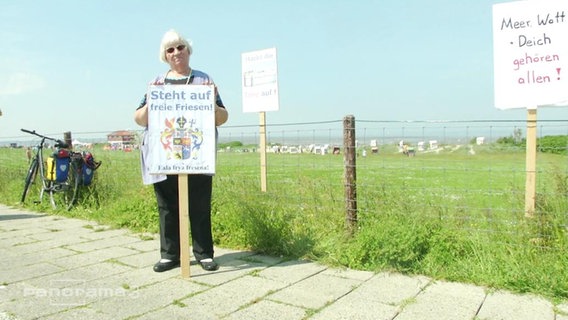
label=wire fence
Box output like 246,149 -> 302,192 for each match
2,118 -> 567,248
216,118 -> 568,249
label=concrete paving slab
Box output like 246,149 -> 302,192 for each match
477,290 -> 555,320
267,272 -> 363,310
225,300 -> 308,320
1,283 -> 40,304
78,229 -> 129,241
257,259 -> 327,285
189,259 -> 267,286
89,277 -> 207,319
213,248 -> 258,262
0,236 -> 39,248
123,238 -> 158,252
307,271 -> 427,320
134,303 -> 218,320
78,265 -> 178,291
114,250 -> 157,268
0,289 -> 79,320
0,262 -> 64,284
2,239 -> 80,257
0,216 -> 50,229
181,275 -> 288,318
558,302 -> 568,314
24,262 -> 133,289
28,226 -> 95,241
33,218 -> 98,231
49,246 -> 140,269
18,217 -> 94,231
354,272 -> 431,305
395,280 -> 486,320
320,267 -> 375,282
0,311 -> 17,320
41,306 -> 116,320
239,253 -> 286,266
8,247 -> 77,269
309,294 -> 399,320
1,216 -> 91,235
64,234 -> 142,252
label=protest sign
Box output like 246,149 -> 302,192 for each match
493,0 -> 568,109
146,85 -> 216,175
241,47 -> 279,113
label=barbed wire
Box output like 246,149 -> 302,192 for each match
2,118 -> 567,143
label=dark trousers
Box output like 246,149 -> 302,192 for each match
153,174 -> 214,262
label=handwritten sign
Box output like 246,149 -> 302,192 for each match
493,0 -> 568,109
241,47 -> 280,113
147,85 -> 216,174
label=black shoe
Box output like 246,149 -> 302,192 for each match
198,258 -> 219,271
153,260 -> 180,272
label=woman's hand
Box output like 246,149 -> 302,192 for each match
203,79 -> 227,126
134,104 -> 149,127
215,105 -> 228,126
150,76 -> 165,85
203,79 -> 218,96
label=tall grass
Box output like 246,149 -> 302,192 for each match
0,144 -> 567,300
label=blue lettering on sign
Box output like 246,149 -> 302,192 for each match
150,90 -> 187,100
150,90 -> 212,100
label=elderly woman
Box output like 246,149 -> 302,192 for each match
134,29 -> 228,272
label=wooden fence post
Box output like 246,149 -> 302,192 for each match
343,115 -> 357,235
64,131 -> 73,149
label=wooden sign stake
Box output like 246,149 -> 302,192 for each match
179,174 -> 191,278
259,112 -> 268,192
525,108 -> 537,218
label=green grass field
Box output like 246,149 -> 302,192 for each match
0,143 -> 567,301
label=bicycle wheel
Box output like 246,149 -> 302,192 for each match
49,159 -> 81,210
21,158 -> 39,203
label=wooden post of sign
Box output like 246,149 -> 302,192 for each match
525,108 -> 537,218
259,112 -> 268,192
178,174 -> 191,278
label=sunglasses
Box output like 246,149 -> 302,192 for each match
166,45 -> 186,54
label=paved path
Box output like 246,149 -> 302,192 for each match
1,204 -> 567,320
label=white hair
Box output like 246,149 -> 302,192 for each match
159,29 -> 193,63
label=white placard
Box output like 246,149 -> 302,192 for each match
147,85 -> 216,174
493,0 -> 568,109
241,47 -> 279,112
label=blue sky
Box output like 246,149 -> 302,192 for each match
0,0 -> 565,141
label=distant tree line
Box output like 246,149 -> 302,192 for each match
494,129 -> 567,154
219,141 -> 244,149
537,135 -> 568,154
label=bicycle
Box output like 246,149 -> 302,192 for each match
20,129 -> 98,210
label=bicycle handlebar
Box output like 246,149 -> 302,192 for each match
21,128 -> 69,148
